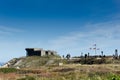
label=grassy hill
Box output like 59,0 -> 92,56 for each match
1,64 -> 120,80
7,55 -> 61,69
1,55 -> 120,80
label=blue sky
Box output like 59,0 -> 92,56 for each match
0,0 -> 120,62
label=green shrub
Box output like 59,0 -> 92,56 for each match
17,76 -> 36,80
80,58 -> 106,64
0,68 -> 17,73
108,74 -> 120,80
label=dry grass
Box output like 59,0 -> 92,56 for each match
1,64 -> 120,80
0,73 -> 19,80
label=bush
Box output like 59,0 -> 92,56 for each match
80,58 -> 106,64
108,74 -> 120,80
80,58 -> 94,64
0,68 -> 17,73
17,76 -> 36,80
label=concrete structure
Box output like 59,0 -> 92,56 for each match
25,48 -> 57,56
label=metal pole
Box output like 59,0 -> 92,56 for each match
95,44 -> 97,56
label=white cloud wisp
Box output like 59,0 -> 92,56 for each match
48,21 -> 120,56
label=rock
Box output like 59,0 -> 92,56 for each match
58,63 -> 63,66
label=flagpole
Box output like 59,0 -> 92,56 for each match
90,44 -> 100,56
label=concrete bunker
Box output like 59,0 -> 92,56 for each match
25,48 -> 57,56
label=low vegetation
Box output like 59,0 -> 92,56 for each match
1,64 -> 120,80
0,68 -> 17,73
1,56 -> 120,80
17,76 -> 36,80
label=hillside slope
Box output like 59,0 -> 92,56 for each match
6,55 -> 61,69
